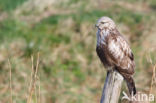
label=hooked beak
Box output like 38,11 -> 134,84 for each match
95,24 -> 99,28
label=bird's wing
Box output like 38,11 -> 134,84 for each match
107,33 -> 135,74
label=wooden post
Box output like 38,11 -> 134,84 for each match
100,70 -> 123,103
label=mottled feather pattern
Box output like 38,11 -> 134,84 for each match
96,16 -> 136,95
108,32 -> 134,70
97,28 -> 135,73
96,29 -> 110,46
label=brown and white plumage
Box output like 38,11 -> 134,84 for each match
96,17 -> 136,95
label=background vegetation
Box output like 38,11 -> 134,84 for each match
0,0 -> 156,103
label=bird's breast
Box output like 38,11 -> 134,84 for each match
96,46 -> 114,69
96,29 -> 110,46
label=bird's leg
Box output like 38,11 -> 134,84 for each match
107,67 -> 114,72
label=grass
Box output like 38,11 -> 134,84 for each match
0,0 -> 156,103
0,0 -> 27,12
27,53 -> 40,103
8,59 -> 12,103
7,54 -> 41,103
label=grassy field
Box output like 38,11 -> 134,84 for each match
0,0 -> 156,103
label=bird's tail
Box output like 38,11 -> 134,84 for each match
123,75 -> 136,95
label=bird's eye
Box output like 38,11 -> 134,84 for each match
101,22 -> 105,24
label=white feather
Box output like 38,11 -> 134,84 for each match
96,29 -> 110,46
108,39 -> 124,60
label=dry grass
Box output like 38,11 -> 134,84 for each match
7,53 -> 41,103
8,59 -> 13,103
149,64 -> 156,94
0,0 -> 156,103
27,53 -> 40,103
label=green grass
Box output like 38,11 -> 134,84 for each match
0,0 -> 156,103
0,0 -> 27,12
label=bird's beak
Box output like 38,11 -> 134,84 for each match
95,24 -> 99,28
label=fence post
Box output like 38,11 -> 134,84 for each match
100,70 -> 123,103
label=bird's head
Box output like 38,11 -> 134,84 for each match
95,17 -> 116,30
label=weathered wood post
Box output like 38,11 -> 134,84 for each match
100,70 -> 123,103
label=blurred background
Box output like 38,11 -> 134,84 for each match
0,0 -> 156,103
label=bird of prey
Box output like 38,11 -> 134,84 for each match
95,16 -> 136,95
